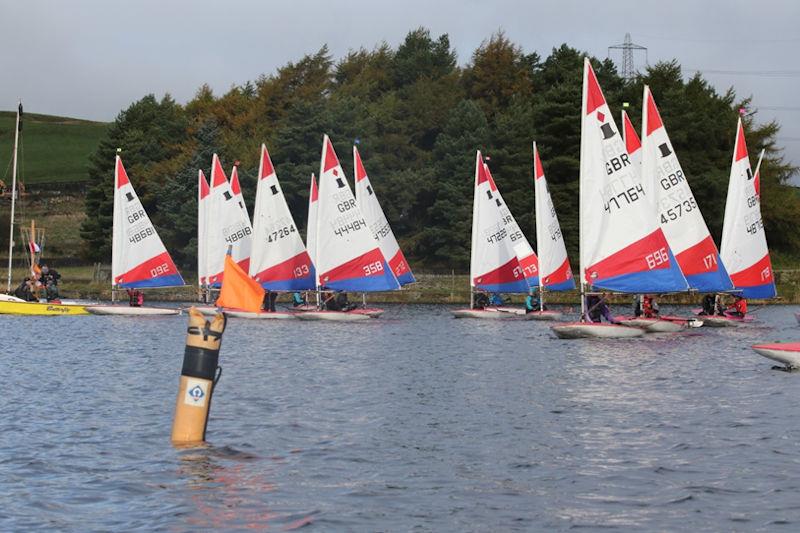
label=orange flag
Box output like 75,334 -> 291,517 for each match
215,255 -> 265,312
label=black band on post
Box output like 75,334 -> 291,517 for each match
181,346 -> 220,381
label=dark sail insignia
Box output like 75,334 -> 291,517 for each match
223,191 -> 232,200
658,143 -> 672,158
270,185 -> 278,195
366,185 -> 373,196
486,191 -> 493,200
600,123 -> 615,140
125,192 -> 134,202
336,178 -> 345,189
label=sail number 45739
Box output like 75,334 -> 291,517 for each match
645,247 -> 669,269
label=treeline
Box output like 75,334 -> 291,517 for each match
80,28 -> 799,271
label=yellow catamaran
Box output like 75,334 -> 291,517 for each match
0,102 -> 87,315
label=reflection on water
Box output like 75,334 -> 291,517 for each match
1,304 -> 800,530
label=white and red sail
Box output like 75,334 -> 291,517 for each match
621,110 -> 642,169
249,144 -> 315,290
641,85 -> 732,293
484,162 -> 539,288
579,58 -> 687,293
112,156 -> 183,288
229,164 -> 252,228
197,169 -> 210,286
720,119 -> 776,298
306,173 -> 318,269
533,142 -> 574,291
205,154 -> 252,286
314,135 -> 399,292
353,147 -> 415,285
470,151 -> 530,293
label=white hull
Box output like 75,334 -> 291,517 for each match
224,310 -> 295,319
490,306 -> 526,316
527,310 -> 563,321
752,343 -> 800,369
619,317 -> 685,333
86,305 -> 181,316
451,308 -> 534,319
194,306 -> 219,316
551,322 -> 645,339
701,316 -> 741,328
295,311 -> 372,322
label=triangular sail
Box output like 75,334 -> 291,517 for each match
206,154 -> 253,286
579,58 -> 688,293
249,144 -> 315,290
641,86 -> 733,292
230,165 -> 252,227
484,162 -> 539,288
112,156 -> 184,288
315,135 -> 399,292
353,146 -> 415,285
197,170 -> 210,287
720,119 -> 776,298
621,110 -> 642,168
307,173 -> 318,271
753,148 -> 765,198
533,143 -> 575,291
470,151 -> 530,293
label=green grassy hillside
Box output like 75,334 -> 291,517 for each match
0,110 -> 108,184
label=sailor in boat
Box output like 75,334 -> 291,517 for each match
642,295 -> 659,318
632,295 -> 643,317
699,293 -> 725,316
262,290 -> 278,312
38,264 -> 61,302
292,292 -> 306,307
473,291 -> 490,310
335,292 -> 356,312
13,278 -> 37,302
525,292 -> 546,313
585,292 -> 618,324
489,293 -> 508,306
727,295 -> 748,318
126,289 -> 144,307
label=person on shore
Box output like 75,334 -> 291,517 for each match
727,295 -> 747,318
126,289 -> 144,307
13,278 -> 37,302
38,264 -> 61,302
585,292 -> 617,323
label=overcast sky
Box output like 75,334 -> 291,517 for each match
2,0 -> 799,167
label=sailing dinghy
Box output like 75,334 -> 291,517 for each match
452,152 -> 536,319
553,59 -> 688,339
752,343 -> 800,370
528,142 -> 575,320
297,135 -> 399,321
86,156 -> 184,315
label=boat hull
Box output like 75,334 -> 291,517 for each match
86,305 -> 181,316
752,343 -> 800,369
225,310 -> 295,319
551,322 -> 645,339
451,308 -> 532,319
526,310 -> 563,321
294,311 -> 372,322
618,317 -> 687,333
0,300 -> 89,316
701,316 -> 744,327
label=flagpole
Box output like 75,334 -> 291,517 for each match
6,101 -> 21,293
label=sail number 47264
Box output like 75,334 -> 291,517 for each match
645,247 -> 669,269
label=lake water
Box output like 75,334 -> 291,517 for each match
2,304 -> 800,531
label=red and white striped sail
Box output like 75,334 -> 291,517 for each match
306,173 -> 318,269
249,144 -> 315,290
112,156 -> 183,288
206,154 -> 253,286
315,135 -> 399,292
579,58 -> 687,293
197,170 -> 210,286
641,86 -> 732,292
533,142 -> 574,291
720,119 -> 776,298
486,162 -> 539,288
354,147 -> 415,285
470,152 -> 530,293
621,110 -> 642,169
229,165 -> 252,228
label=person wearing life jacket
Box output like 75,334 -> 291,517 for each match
335,291 -> 356,312
126,288 -> 144,307
38,264 -> 61,302
489,293 -> 507,306
321,290 -> 339,311
525,292 -> 546,313
727,295 -> 748,318
473,291 -> 490,310
700,293 -> 716,316
632,295 -> 643,317
585,292 -> 617,323
292,292 -> 305,307
262,289 -> 278,312
13,278 -> 37,302
642,294 -> 659,318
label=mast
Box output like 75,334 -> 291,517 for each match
6,101 -> 22,293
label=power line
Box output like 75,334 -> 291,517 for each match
608,33 -> 648,82
638,34 -> 800,44
686,68 -> 800,78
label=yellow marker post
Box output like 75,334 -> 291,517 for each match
171,307 -> 226,444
